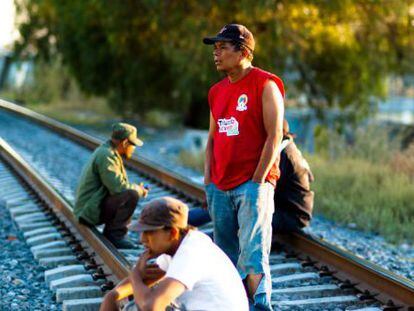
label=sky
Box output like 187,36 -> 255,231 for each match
0,0 -> 18,52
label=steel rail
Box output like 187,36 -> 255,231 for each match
0,99 -> 206,202
277,233 -> 414,308
1,99 -> 413,308
0,137 -> 131,282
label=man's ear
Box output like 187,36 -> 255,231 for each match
121,139 -> 129,148
170,227 -> 180,240
241,48 -> 250,60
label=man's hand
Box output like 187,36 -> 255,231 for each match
136,183 -> 149,198
134,251 -> 165,286
134,250 -> 152,278
251,175 -> 265,184
142,263 -> 166,283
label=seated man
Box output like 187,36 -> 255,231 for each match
74,123 -> 148,249
272,119 -> 314,233
100,197 -> 249,311
188,120 -> 314,234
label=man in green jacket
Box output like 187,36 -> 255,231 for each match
74,123 -> 148,249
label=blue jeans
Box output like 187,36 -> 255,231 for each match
205,181 -> 274,311
188,208 -> 212,227
189,205 -> 305,234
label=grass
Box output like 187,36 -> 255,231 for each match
178,150 -> 205,173
26,99 -> 119,131
309,154 -> 414,243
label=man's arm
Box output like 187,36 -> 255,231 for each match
99,260 -> 166,311
97,154 -> 146,197
132,275 -> 186,311
204,111 -> 216,185
252,80 -> 284,183
127,251 -> 185,311
100,277 -> 130,311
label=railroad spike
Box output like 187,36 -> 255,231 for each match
60,230 -> 72,237
301,257 -> 317,267
318,265 -> 337,277
382,299 -> 404,311
84,260 -> 103,270
338,279 -> 359,289
92,272 -> 111,280
67,237 -> 80,245
76,251 -> 91,260
71,244 -> 83,252
101,282 -> 115,291
356,289 -> 378,300
51,220 -> 62,227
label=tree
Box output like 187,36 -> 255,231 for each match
13,0 -> 414,127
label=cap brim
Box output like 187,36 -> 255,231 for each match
129,220 -> 164,232
203,36 -> 233,45
129,137 -> 144,147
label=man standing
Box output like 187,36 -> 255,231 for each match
188,120 -> 314,235
203,24 -> 284,310
74,123 -> 148,249
100,197 -> 249,311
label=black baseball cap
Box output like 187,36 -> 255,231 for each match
203,24 -> 255,52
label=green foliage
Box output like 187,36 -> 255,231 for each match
13,0 -> 414,127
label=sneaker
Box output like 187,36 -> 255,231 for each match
107,237 -> 137,249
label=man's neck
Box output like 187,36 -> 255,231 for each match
227,63 -> 253,83
166,230 -> 189,256
110,139 -> 124,157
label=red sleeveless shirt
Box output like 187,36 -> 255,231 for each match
208,67 -> 285,191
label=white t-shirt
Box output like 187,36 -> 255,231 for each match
165,230 -> 248,311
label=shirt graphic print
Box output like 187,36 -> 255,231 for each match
218,117 -> 239,136
236,94 -> 248,111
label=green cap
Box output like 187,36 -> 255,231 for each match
112,122 -> 143,146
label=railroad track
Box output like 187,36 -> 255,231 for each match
0,99 -> 413,310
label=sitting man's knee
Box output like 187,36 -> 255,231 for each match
125,189 -> 140,203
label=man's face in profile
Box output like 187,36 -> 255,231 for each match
213,41 -> 242,73
140,228 -> 172,256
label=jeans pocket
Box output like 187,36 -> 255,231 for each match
249,180 -> 264,189
204,183 -> 214,209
